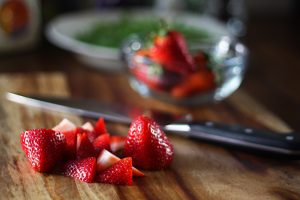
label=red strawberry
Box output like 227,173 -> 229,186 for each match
81,122 -> 100,142
20,128 -> 65,172
131,52 -> 182,91
93,133 -> 110,154
62,157 -> 96,183
95,157 -> 133,185
86,130 -> 100,142
76,132 -> 96,160
95,118 -> 107,135
149,30 -> 195,74
124,116 -> 174,170
171,70 -> 215,98
110,136 -> 126,153
53,119 -> 77,159
193,52 -> 207,70
97,149 -> 144,176
61,129 -> 77,159
84,130 -> 99,143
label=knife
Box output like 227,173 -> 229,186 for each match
5,92 -> 300,158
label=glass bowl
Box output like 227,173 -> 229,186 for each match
121,35 -> 248,106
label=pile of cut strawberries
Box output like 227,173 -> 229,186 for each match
20,116 -> 174,185
130,30 -> 216,98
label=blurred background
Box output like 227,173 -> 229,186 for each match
0,0 -> 299,129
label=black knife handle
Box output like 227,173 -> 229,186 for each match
165,122 -> 300,157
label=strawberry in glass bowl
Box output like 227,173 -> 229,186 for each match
122,30 -> 248,105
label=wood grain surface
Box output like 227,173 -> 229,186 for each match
0,72 -> 299,200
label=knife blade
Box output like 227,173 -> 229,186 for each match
5,92 -> 300,158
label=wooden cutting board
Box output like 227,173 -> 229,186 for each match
0,72 -> 299,200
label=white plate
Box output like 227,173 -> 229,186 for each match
46,9 -> 230,72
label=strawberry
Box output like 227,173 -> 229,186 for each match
62,157 -> 96,183
171,70 -> 215,98
81,122 -> 100,142
76,132 -> 96,160
149,30 -> 195,74
86,130 -> 100,142
131,51 -> 182,91
61,129 -> 77,159
20,128 -> 65,172
110,136 -> 126,153
59,127 -> 90,159
97,149 -> 144,176
81,122 -> 95,132
93,133 -> 110,154
95,157 -> 133,185
124,116 -> 174,170
94,118 -> 107,135
193,52 -> 207,71
52,118 -> 76,132
53,119 -> 77,159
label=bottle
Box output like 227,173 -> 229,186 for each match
0,0 -> 40,54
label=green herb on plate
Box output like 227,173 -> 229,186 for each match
76,18 -> 209,48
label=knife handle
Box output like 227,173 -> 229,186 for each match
165,122 -> 300,157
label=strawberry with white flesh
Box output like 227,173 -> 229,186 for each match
124,116 -> 174,170
110,135 -> 126,153
95,157 -> 133,185
76,132 -> 96,160
149,30 -> 195,74
81,122 -> 94,132
93,133 -> 110,154
53,118 -> 76,132
53,119 -> 77,159
62,157 -> 96,183
97,149 -> 144,176
94,118 -> 107,135
20,128 -> 65,172
81,122 -> 100,142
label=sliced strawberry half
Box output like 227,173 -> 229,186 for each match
96,149 -> 144,176
76,132 -> 96,160
94,118 -> 107,135
20,128 -> 65,172
93,133 -> 110,154
62,157 -> 96,183
110,136 -> 126,153
124,116 -> 174,170
95,157 -> 133,185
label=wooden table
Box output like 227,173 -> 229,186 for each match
0,17 -> 299,200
